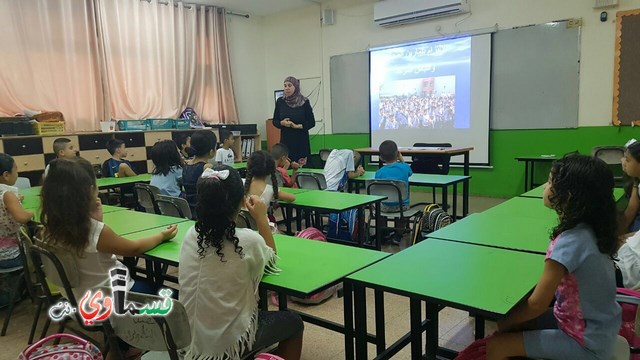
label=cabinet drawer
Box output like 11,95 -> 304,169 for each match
147,160 -> 155,174
3,138 -> 43,156
42,135 -> 79,154
14,154 -> 45,172
80,149 -> 112,165
124,147 -> 147,163
115,133 -> 145,148
145,132 -> 173,146
79,134 -> 114,151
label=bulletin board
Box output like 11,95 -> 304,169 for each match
612,9 -> 640,126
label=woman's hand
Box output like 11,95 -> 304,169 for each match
282,118 -> 293,127
293,124 -> 303,129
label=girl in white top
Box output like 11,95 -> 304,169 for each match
179,165 -> 303,360
40,157 -> 178,300
245,150 -> 295,207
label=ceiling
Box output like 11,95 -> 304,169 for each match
185,0 -> 318,16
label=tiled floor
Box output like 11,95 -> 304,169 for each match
0,192 -> 507,359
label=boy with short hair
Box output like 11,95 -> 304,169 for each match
214,130 -> 236,166
102,138 -> 137,178
375,140 -> 412,211
44,138 -> 77,177
323,149 -> 365,191
176,133 -> 192,161
271,143 -> 299,188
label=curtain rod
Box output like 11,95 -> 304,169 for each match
226,11 -> 250,18
141,0 -> 193,10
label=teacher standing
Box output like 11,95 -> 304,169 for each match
272,76 -> 315,162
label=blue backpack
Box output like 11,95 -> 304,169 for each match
327,209 -> 358,242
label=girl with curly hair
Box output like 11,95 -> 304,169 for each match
487,154 -> 621,360
179,165 -> 303,360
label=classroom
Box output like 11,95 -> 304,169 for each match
2,0 -> 640,359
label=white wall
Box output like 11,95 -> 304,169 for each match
242,0 -> 640,134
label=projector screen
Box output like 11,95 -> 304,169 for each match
370,34 -> 491,164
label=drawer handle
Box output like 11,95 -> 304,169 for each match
22,145 -> 26,148
95,156 -> 100,159
23,162 -> 28,165
95,140 -> 98,144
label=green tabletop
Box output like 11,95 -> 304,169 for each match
429,212 -> 551,254
29,204 -> 126,222
19,186 -> 42,197
347,238 -> 543,317
21,194 -> 40,210
293,168 -> 324,175
262,234 -> 390,297
230,162 -> 247,170
353,171 -> 470,185
126,220 -> 196,265
103,210 -> 187,236
283,190 -> 385,212
483,197 -> 557,222
279,187 -> 312,195
515,155 -> 560,161
521,184 -> 625,201
96,174 -> 152,189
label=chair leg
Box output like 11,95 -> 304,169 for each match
432,186 -> 436,204
39,317 -> 51,342
1,274 -> 24,336
28,300 -> 43,344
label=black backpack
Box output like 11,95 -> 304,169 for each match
412,204 -> 452,245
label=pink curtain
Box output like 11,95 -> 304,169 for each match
96,0 -> 238,124
0,0 -> 108,132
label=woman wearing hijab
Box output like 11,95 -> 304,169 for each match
272,76 -> 315,163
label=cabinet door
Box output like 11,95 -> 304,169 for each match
3,138 -> 43,156
14,154 -> 45,172
79,134 -> 114,151
80,149 -> 112,165
125,147 -> 147,163
115,132 -> 145,148
145,131 -> 172,146
42,135 -> 79,155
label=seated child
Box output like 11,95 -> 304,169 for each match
621,139 -> 640,232
182,131 -> 216,216
617,231 -> 640,290
176,134 -> 193,161
215,130 -> 236,166
323,149 -> 364,191
150,140 -> 183,197
271,143 -> 300,188
179,165 -> 303,360
374,140 -> 412,212
44,138 -> 77,177
0,154 -> 33,269
102,138 -> 137,178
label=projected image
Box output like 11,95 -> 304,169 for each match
378,76 -> 456,130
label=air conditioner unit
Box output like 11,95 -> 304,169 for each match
374,0 -> 469,27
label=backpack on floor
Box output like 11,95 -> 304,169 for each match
327,209 -> 359,243
412,204 -> 452,245
617,287 -> 640,360
19,333 -> 103,360
289,228 -> 338,305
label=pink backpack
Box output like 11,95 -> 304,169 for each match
290,228 -> 339,304
617,287 -> 640,359
255,354 -> 284,360
19,333 -> 102,360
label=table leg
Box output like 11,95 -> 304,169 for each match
441,186 -> 448,213
530,161 -> 536,191
425,302 -> 438,360
344,282 -> 355,360
354,284 -> 368,360
259,288 -> 268,311
278,293 -> 288,311
452,183 -> 458,220
152,261 -> 164,287
374,289 -> 386,355
357,206 -> 365,247
523,160 -> 530,192
285,206 -> 292,235
463,151 -> 469,217
375,201 -> 382,250
475,315 -> 485,339
410,298 -> 422,359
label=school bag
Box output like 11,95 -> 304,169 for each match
617,287 -> 640,359
327,209 -> 359,243
19,333 -> 103,360
412,204 -> 452,245
179,107 -> 204,129
289,228 -> 339,305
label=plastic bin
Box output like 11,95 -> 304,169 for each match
32,121 -> 65,135
173,118 -> 191,129
118,120 -> 148,131
148,118 -> 175,130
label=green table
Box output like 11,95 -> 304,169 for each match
96,174 -> 152,189
482,196 -> 557,222
126,220 -> 195,265
278,187 -> 311,195
280,190 -> 386,249
19,186 -> 41,198
29,204 -> 126,222
428,212 -> 551,254
230,162 -> 247,170
347,238 -> 543,360
103,210 -> 187,236
351,172 -> 471,217
521,183 -> 625,201
515,155 -> 559,192
21,194 -> 40,210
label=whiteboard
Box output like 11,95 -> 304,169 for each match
330,52 -> 370,134
491,21 -> 580,129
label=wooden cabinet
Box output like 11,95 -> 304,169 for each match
0,128 -> 259,186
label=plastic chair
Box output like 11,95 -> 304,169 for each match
366,179 -> 428,246
156,195 -> 192,220
237,210 -> 258,230
110,292 -> 191,360
29,239 -> 121,357
0,259 -> 24,339
296,172 -> 327,190
15,177 -> 31,189
593,146 -> 625,186
319,149 -> 333,166
135,183 -> 161,214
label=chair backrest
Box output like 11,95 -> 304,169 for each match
30,239 -> 80,306
593,146 -> 625,165
134,183 -> 161,214
411,142 -> 452,175
15,177 -> 31,189
319,149 -> 333,162
296,172 -> 327,190
265,172 -> 284,188
156,195 -> 192,219
366,179 -> 407,204
110,292 -> 191,357
237,210 -> 258,230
